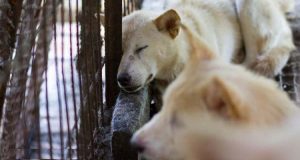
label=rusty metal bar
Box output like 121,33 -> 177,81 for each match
17,0 -> 57,159
77,0 -> 103,159
75,0 -> 86,158
0,0 -> 143,159
0,0 -> 23,124
105,0 -> 122,109
78,0 -> 93,158
19,0 -> 59,159
0,0 -> 42,159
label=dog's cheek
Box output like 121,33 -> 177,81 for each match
158,49 -> 166,57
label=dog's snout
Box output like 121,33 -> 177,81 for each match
117,73 -> 131,87
130,137 -> 145,153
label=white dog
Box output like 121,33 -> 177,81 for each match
119,0 -> 295,94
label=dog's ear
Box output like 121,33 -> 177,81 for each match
203,77 -> 246,121
154,9 -> 181,39
186,29 -> 216,62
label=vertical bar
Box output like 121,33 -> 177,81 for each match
20,0 -> 58,158
132,0 -> 136,12
97,0 -> 104,127
131,0 -> 134,12
52,0 -> 64,157
75,0 -> 86,158
60,0 -> 72,159
36,10 -> 41,157
105,0 -> 122,109
87,0 -> 98,131
68,0 -> 79,158
92,0 -> 101,128
86,0 -> 97,158
123,0 -> 126,16
0,0 -> 23,123
0,0 -> 42,159
80,0 -> 93,158
45,56 -> 53,159
126,0 -> 130,15
45,1 -> 55,158
36,72 -> 42,160
78,0 -> 103,158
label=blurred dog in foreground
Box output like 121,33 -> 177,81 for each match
184,115 -> 300,160
131,27 -> 299,160
134,114 -> 300,160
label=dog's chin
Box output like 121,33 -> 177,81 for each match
145,74 -> 154,84
140,150 -> 163,160
120,85 -> 144,93
141,150 -> 179,160
119,74 -> 155,93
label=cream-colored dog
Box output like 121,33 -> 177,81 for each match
130,29 -> 299,160
159,115 -> 300,160
118,0 -> 295,93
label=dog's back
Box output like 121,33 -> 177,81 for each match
169,0 -> 242,62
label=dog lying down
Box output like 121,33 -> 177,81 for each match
131,28 -> 300,160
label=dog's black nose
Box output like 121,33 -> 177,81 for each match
130,138 -> 145,153
117,73 -> 131,87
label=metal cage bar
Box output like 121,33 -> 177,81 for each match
0,0 -> 141,159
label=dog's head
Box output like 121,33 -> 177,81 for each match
132,106 -> 300,160
130,37 -> 298,159
130,73 -> 253,160
119,9 -> 182,92
131,67 -> 297,159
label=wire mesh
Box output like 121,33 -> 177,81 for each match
0,0 -> 140,159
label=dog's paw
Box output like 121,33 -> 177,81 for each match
251,58 -> 275,78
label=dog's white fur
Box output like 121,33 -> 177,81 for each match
236,0 -> 295,77
120,0 -> 241,93
274,0 -> 295,13
119,0 -> 295,93
178,115 -> 300,160
131,60 -> 299,159
131,29 -> 299,159
172,115 -> 300,160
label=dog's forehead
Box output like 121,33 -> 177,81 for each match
122,11 -> 160,49
122,12 -> 154,37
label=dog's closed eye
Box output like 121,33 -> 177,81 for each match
135,45 -> 148,54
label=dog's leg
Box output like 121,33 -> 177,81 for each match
250,44 -> 294,77
275,0 -> 295,13
238,0 -> 295,77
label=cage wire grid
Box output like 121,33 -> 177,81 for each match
0,0 -> 140,159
